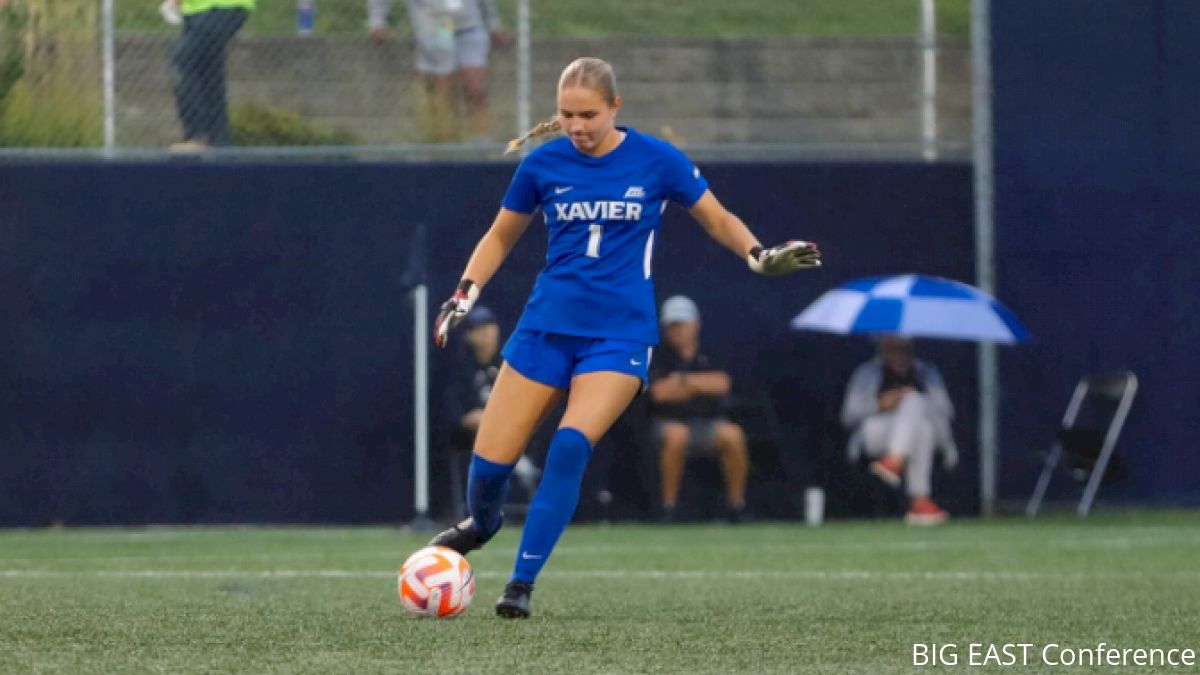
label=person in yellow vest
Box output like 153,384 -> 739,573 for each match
169,0 -> 254,150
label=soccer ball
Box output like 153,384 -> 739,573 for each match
397,546 -> 475,618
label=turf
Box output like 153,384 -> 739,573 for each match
115,0 -> 970,37
2,511 -> 1198,674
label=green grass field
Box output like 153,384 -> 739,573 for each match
3,511 -> 1198,674
117,0 -> 970,37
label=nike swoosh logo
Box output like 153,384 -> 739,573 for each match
520,552 -> 543,560
554,186 -> 573,194
630,360 -> 643,366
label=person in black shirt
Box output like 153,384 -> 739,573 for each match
648,296 -> 749,522
443,306 -> 538,517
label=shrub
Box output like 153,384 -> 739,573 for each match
0,0 -> 102,147
0,1 -> 28,110
0,81 -> 102,147
231,102 -> 357,146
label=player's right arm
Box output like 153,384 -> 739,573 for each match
435,208 -> 533,348
461,208 -> 533,289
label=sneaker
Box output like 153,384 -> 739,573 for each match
495,581 -> 533,619
427,516 -> 495,556
869,454 -> 904,487
905,497 -> 948,526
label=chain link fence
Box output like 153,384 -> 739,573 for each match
0,0 -> 971,158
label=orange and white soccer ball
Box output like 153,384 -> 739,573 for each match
397,546 -> 475,618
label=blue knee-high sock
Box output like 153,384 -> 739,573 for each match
467,454 -> 515,537
512,427 -> 592,583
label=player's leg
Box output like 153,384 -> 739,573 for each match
873,392 -> 933,487
862,413 -> 904,487
430,362 -> 564,554
454,27 -> 491,139
901,414 -> 947,524
712,420 -> 749,518
419,72 -> 458,141
886,392 -> 930,460
408,2 -> 459,141
497,370 -> 640,618
170,15 -> 205,143
657,420 -> 690,518
459,66 -> 489,139
204,8 -> 247,146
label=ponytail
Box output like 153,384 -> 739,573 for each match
505,118 -> 562,155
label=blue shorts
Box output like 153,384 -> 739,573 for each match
502,329 -> 653,390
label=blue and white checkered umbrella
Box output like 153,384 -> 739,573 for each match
790,274 -> 1030,344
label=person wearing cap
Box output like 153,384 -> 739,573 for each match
442,306 -> 538,518
648,295 -> 749,523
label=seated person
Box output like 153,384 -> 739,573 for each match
648,295 -> 749,522
444,306 -> 538,517
841,336 -> 957,525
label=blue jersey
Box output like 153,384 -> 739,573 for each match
501,127 -> 708,345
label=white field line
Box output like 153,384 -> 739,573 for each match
4,524 -> 1197,542
2,533 -> 1196,565
1,569 -> 1197,582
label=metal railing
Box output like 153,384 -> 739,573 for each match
1,0 -> 970,160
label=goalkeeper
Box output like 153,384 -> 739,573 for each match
429,56 -> 821,619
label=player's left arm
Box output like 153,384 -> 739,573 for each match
688,190 -> 760,259
688,190 -> 821,275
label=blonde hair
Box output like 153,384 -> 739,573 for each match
505,57 -> 619,154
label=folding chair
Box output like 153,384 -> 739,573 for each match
1026,371 -> 1137,517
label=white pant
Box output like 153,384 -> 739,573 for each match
861,392 -> 935,497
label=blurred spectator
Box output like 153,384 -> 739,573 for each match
648,296 -> 748,523
841,336 -> 957,525
442,306 -> 537,517
169,0 -> 253,150
368,0 -> 510,142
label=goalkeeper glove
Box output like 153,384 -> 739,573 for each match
747,241 -> 821,275
434,279 -> 480,349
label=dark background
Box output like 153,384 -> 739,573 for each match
991,0 -> 1200,505
0,161 -> 976,525
2,0 -> 1198,525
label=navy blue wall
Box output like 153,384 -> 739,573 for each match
5,3 -> 1196,525
0,160 -> 975,525
992,0 -> 1200,504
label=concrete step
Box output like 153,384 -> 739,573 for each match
110,33 -> 971,147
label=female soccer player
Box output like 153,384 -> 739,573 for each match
430,57 -> 821,618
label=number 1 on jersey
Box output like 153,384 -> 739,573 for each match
586,223 -> 604,258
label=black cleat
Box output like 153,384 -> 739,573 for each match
657,505 -> 678,524
495,581 -> 534,619
427,517 -> 494,556
724,504 -> 747,524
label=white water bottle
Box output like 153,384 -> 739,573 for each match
804,486 -> 825,527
